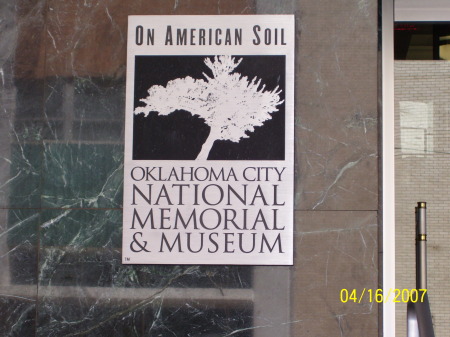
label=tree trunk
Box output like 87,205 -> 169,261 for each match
196,133 -> 216,160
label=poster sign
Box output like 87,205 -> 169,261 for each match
123,15 -> 295,265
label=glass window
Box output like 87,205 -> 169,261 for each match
394,22 -> 450,337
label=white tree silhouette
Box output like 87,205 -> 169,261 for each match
134,55 -> 284,160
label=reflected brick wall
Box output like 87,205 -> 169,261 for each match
395,61 -> 450,337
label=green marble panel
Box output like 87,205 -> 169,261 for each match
42,144 -> 123,208
37,208 -> 253,336
38,209 -> 252,289
37,298 -> 252,337
73,77 -> 125,120
4,208 -> 39,285
7,144 -> 43,208
0,297 -> 36,336
0,208 -> 38,335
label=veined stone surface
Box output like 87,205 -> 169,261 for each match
0,0 -> 379,336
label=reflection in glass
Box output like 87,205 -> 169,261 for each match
395,24 -> 450,337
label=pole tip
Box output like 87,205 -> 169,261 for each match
418,202 -> 426,208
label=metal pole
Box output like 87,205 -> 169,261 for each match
416,202 -> 427,290
408,202 -> 435,337
407,302 -> 419,337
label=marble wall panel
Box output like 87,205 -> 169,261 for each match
2,1 -> 47,213
0,208 -> 38,335
0,0 -> 381,336
0,296 -> 36,336
36,208 -> 256,335
13,0 -> 47,80
291,211 -> 378,336
4,209 -> 39,285
290,314 -> 377,337
256,0 -> 296,14
6,143 -> 44,208
37,296 -> 252,337
0,0 -> 46,209
41,144 -> 123,208
35,208 -> 294,336
0,116 -> 11,207
38,209 -> 251,289
0,1 -> 15,206
40,76 -> 125,143
43,0 -> 255,79
295,0 -> 378,211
